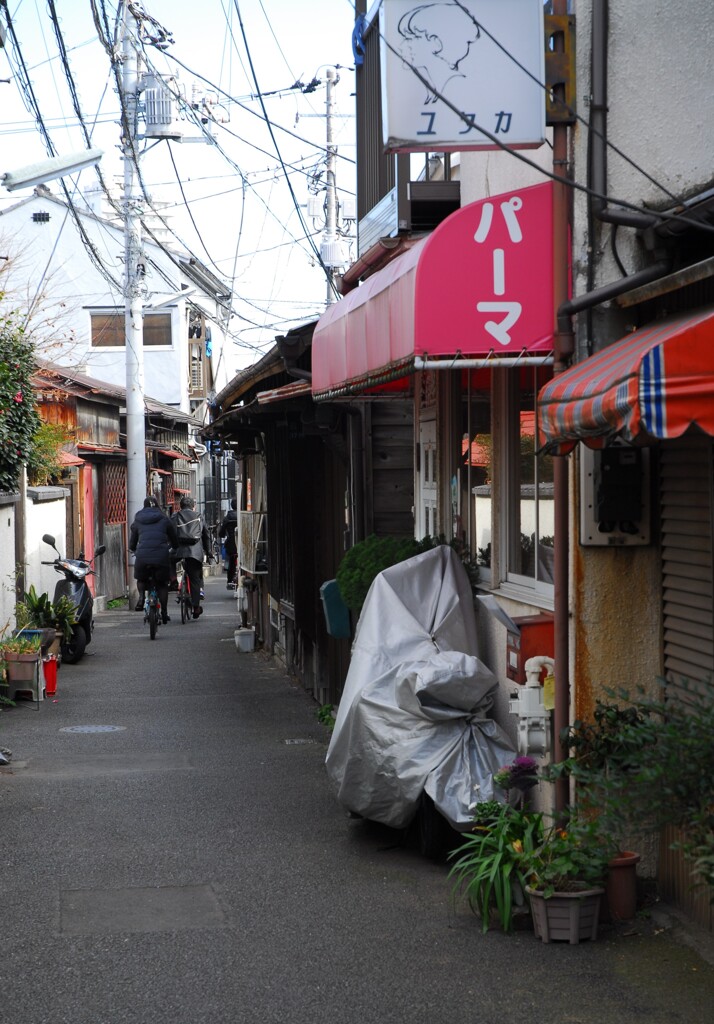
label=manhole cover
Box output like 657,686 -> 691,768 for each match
60,725 -> 126,734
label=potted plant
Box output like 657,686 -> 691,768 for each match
548,682 -> 714,911
522,816 -> 609,944
448,798 -> 543,933
448,757 -> 542,933
1,633 -> 43,687
544,699 -> 649,921
449,756 -> 610,942
16,586 -> 77,655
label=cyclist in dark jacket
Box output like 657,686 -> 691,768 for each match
171,495 -> 212,618
219,498 -> 238,589
129,497 -> 179,621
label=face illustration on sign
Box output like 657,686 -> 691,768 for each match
380,0 -> 546,152
397,3 -> 482,106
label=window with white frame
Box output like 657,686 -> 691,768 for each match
458,370 -> 492,580
502,365 -> 554,594
90,310 -> 172,347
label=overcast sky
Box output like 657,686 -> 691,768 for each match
0,0 -> 358,361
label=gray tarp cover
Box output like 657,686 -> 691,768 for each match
325,546 -> 515,830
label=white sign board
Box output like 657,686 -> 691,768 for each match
380,0 -> 546,152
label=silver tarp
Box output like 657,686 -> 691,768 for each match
325,546 -> 515,830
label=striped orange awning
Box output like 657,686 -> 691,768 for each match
537,307 -> 714,454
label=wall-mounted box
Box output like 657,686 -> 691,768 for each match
579,444 -> 651,546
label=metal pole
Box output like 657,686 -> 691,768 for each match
324,67 -> 338,304
414,356 -> 554,371
552,0 -> 572,815
121,3 -> 146,594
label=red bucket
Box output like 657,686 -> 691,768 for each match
43,657 -> 58,696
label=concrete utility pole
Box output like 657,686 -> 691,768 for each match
320,67 -> 344,305
324,68 -> 338,304
120,2 -> 146,588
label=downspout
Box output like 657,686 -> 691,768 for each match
572,0 -> 671,345
551,0 -> 670,815
551,0 -> 571,815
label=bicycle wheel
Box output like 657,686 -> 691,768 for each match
148,603 -> 158,640
180,583 -> 189,623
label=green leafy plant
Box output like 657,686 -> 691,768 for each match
546,680 -> 714,894
520,816 -> 609,898
316,703 -> 335,732
0,634 -> 42,655
27,420 -> 74,486
448,802 -> 543,933
336,534 -> 430,614
336,533 -> 480,616
16,586 -> 77,641
0,311 -> 40,493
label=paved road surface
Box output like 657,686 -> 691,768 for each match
1,577 -> 713,1023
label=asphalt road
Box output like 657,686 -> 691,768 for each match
1,577 -> 713,1024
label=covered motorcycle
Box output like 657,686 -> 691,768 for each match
325,545 -> 515,836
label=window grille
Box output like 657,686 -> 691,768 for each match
104,462 -> 126,524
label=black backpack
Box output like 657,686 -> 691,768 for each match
176,514 -> 202,545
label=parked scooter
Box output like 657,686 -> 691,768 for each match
42,534 -> 106,664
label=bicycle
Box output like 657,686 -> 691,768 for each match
143,568 -> 163,640
176,559 -> 194,624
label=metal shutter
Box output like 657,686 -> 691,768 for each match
660,434 -> 714,691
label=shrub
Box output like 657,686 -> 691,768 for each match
335,534 -> 431,614
0,311 -> 40,493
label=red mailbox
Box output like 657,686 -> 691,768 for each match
506,613 -> 554,684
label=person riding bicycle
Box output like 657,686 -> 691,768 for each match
171,495 -> 212,619
129,496 -> 179,624
219,497 -> 238,589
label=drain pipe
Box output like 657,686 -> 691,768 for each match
590,0 -> 659,232
550,0 -> 671,815
551,0 -> 571,815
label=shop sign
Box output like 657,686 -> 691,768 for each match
380,0 -> 545,153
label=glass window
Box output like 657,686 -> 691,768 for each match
459,370 -> 492,574
90,311 -> 172,347
506,366 -> 554,590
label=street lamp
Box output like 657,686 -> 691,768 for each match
1,147 -> 103,192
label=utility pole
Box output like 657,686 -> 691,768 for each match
321,67 -> 343,305
120,2 -> 146,596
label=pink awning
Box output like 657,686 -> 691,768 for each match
312,182 -> 554,399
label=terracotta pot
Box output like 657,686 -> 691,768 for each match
606,850 -> 641,921
3,651 -> 41,683
526,885 -> 604,944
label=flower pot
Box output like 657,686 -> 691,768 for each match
13,628 -> 56,655
3,651 -> 41,681
605,851 -> 641,921
526,885 -> 604,944
234,628 -> 255,653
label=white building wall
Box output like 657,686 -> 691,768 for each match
0,194 -> 229,413
0,498 -> 18,631
25,490 -> 70,601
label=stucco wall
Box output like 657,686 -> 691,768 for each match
25,488 -> 70,601
572,0 -> 714,298
0,495 -> 19,632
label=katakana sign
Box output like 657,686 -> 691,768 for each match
380,0 -> 546,153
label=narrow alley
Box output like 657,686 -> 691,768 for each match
1,578 -> 713,1024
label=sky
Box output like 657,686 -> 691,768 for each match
0,0 -> 358,365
